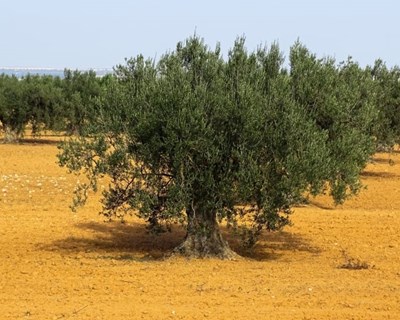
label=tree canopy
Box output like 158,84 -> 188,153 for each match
58,36 -> 380,258
369,60 -> 400,149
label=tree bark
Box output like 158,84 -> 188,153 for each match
174,204 -> 238,259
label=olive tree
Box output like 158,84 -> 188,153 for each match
58,36 -> 376,258
61,69 -> 102,135
0,75 -> 28,142
369,60 -> 400,150
23,74 -> 64,135
289,43 -> 377,202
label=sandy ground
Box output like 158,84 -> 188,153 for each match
1,139 -> 399,319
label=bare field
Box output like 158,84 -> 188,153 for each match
1,141 -> 400,319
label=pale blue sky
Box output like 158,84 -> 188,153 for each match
0,0 -> 399,69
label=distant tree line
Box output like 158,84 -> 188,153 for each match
0,69 -> 112,142
1,53 -> 399,151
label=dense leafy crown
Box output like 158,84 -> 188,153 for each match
58,36 -> 377,248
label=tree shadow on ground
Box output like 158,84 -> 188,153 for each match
360,170 -> 398,178
232,230 -> 321,261
40,220 -> 320,261
19,138 -> 62,145
0,137 -> 62,145
371,157 -> 395,165
40,221 -> 184,260
306,200 -> 335,210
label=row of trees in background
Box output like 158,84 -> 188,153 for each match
1,51 -> 399,149
0,70 -> 111,142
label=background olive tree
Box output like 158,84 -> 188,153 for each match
22,74 -> 64,135
369,60 -> 400,150
61,69 -> 102,135
289,43 -> 377,202
0,74 -> 28,142
58,36 -> 379,258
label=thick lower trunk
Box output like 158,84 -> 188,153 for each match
174,205 -> 238,259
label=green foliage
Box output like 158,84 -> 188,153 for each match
0,74 -> 28,141
289,43 -> 377,203
0,70 -> 105,141
62,69 -> 102,135
369,60 -> 400,149
22,74 -> 64,134
58,36 -> 379,255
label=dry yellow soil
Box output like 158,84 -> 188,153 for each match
1,139 -> 400,320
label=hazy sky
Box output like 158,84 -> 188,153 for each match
0,0 -> 399,69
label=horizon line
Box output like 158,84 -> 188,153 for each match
0,66 -> 113,71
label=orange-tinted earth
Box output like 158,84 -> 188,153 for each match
1,139 -> 399,319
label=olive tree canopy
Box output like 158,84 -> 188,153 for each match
58,36 -> 376,258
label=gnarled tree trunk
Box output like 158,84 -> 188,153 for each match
174,204 -> 238,259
